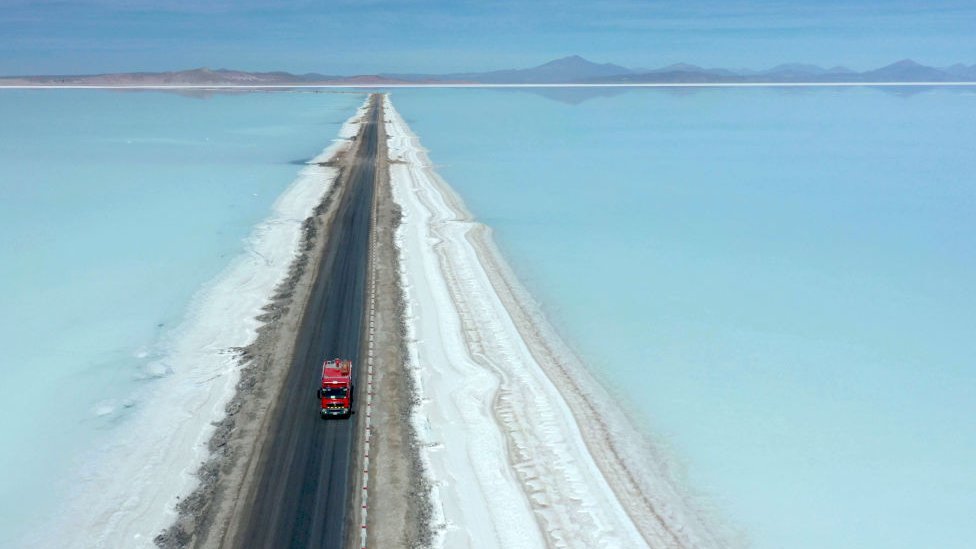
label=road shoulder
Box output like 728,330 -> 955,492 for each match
154,114 -> 363,549
355,96 -> 434,549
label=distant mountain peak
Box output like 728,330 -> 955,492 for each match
536,55 -> 622,70
864,58 -> 951,81
884,59 -> 925,69
538,55 -> 586,67
459,55 -> 633,83
4,56 -> 975,87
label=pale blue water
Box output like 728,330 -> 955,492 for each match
0,89 -> 363,545
390,87 -> 976,548
2,87 -> 973,548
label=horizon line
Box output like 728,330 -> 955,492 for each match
2,82 -> 976,90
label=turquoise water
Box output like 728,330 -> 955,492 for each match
2,87 -> 973,547
0,89 -> 363,544
390,87 -> 976,548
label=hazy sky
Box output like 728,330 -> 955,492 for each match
2,0 -> 974,75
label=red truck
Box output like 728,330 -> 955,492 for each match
318,358 -> 354,418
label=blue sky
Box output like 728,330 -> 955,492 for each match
1,0 -> 974,75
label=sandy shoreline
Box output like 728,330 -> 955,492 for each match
384,95 -> 729,548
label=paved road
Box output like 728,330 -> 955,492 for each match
235,96 -> 379,549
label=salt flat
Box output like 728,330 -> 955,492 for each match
385,95 -> 722,548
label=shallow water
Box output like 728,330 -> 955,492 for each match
0,89 -> 362,545
390,87 -> 976,548
2,86 -> 973,547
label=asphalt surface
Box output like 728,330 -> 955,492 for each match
235,96 -> 379,549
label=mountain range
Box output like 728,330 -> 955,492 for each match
2,56 -> 975,86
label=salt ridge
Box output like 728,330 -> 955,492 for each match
385,95 -> 725,548
32,98 -> 370,549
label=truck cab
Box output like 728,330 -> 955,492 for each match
319,358 -> 353,418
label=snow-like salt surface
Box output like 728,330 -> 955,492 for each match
26,98 -> 370,549
386,96 -> 662,548
387,86 -> 976,549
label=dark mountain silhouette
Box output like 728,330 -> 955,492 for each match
593,58 -> 971,84
2,56 -> 974,86
633,63 -> 735,76
858,59 -> 953,81
383,55 -> 633,84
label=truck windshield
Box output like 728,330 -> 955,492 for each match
322,387 -> 348,399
